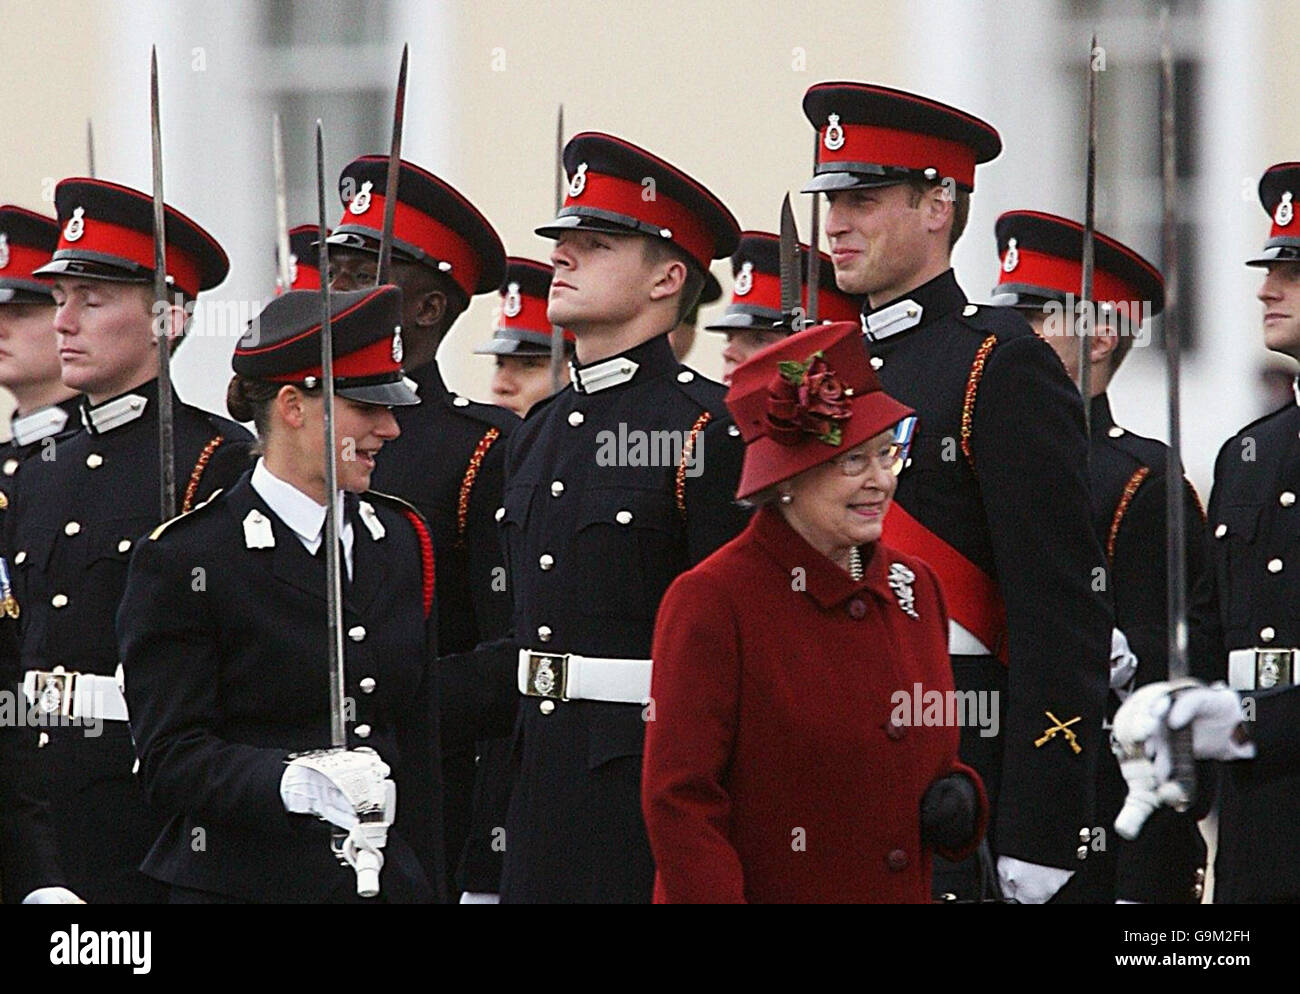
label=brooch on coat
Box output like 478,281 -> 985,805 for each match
887,562 -> 919,619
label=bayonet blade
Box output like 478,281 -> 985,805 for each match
375,44 -> 408,287
779,193 -> 801,329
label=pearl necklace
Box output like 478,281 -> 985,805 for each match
849,545 -> 863,582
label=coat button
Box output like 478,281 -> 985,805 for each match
359,677 -> 376,694
117,539 -> 132,553
86,453 -> 104,469
1108,426 -> 1125,438
14,551 -> 26,565
1214,524 -> 1227,538
355,724 -> 371,739
1269,558 -> 1284,573
2,458 -> 17,476
495,506 -> 506,522
551,480 -> 565,497
616,510 -> 633,525
870,356 -> 884,370
453,396 -> 470,407
38,731 -> 48,748
51,593 -> 68,608
727,424 -> 740,437
1076,844 -> 1089,860
1261,626 -> 1276,643
848,598 -> 867,620
886,849 -> 908,871
962,304 -> 979,317
539,553 -> 554,570
537,625 -> 552,643
677,370 -> 695,383
348,625 -> 366,642
1283,492 -> 1297,507
568,411 -> 585,427
539,700 -> 555,715
886,718 -> 905,741
64,521 -> 81,536
1078,827 -> 1090,843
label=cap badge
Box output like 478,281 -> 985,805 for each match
391,326 -> 404,364
1277,191 -> 1294,228
569,162 -> 588,198
1002,237 -> 1020,273
64,207 -> 86,243
503,281 -> 522,318
287,253 -> 299,286
0,234 -> 8,270
887,562 -> 919,619
824,114 -> 845,152
350,180 -> 373,216
734,260 -> 754,296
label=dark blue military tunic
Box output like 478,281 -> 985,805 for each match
863,270 -> 1111,897
1,379 -> 252,902
492,333 -> 748,903
1191,394 -> 1300,901
117,472 -> 445,903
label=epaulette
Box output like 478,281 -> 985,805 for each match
149,488 -> 224,541
1233,401 -> 1295,439
363,488 -> 425,521
442,391 -> 518,433
366,490 -> 434,619
954,301 -> 1038,345
523,387 -> 563,421
670,365 -> 729,415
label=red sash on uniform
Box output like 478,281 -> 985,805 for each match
883,503 -> 1008,664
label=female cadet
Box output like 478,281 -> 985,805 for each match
642,321 -> 987,903
118,286 -> 449,903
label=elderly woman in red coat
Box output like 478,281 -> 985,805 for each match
642,320 -> 987,903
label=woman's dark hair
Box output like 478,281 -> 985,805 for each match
226,374 -> 320,443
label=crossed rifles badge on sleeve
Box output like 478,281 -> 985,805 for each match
1034,711 -> 1083,755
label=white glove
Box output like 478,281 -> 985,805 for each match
1110,627 -> 1139,695
1112,680 -> 1254,839
997,855 -> 1072,904
281,747 -> 393,831
281,747 -> 397,898
22,886 -> 85,904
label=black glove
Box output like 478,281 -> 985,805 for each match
920,772 -> 979,851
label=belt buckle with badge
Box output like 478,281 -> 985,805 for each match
524,651 -> 569,700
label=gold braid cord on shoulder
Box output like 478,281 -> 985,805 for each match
1107,466 -> 1150,565
457,427 -> 500,543
961,335 -> 998,470
182,434 -> 223,514
676,412 -> 712,518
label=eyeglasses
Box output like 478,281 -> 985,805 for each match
831,442 -> 905,478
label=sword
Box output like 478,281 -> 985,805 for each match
150,47 -> 176,522
315,119 -> 348,757
550,103 -> 566,392
272,113 -> 292,294
86,118 -> 96,179
1160,6 -> 1196,810
1077,32 -> 1098,437
806,132 -> 821,325
778,193 -> 801,332
375,44 -> 408,288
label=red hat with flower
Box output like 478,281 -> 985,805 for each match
725,321 -> 914,499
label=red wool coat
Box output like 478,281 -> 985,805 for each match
642,506 -> 987,903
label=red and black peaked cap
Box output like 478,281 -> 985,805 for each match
0,205 -> 59,303
474,256 -> 575,356
536,132 -> 741,271
705,230 -> 862,332
992,210 -> 1164,316
34,178 -> 229,298
1248,162 -> 1300,266
286,223 -> 326,292
233,285 -> 419,408
802,82 -> 1001,194
329,155 -> 506,299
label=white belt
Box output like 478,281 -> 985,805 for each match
1228,647 -> 1299,692
517,649 -> 652,705
22,666 -> 129,722
949,620 -> 991,657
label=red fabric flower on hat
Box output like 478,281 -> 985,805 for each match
765,350 -> 853,446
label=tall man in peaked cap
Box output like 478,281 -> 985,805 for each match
1,178 -> 253,902
444,132 -> 750,903
703,230 -> 863,385
325,156 -> 515,897
803,82 -> 1111,903
0,205 -> 81,903
992,211 -> 1211,903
